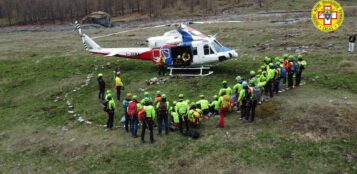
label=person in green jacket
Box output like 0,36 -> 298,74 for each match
295,55 -> 307,87
106,94 -> 116,130
196,95 -> 209,117
238,81 -> 254,120
156,94 -> 170,135
141,98 -> 156,144
169,101 -> 180,131
105,90 -> 112,100
266,63 -> 275,98
233,76 -> 243,112
209,95 -> 220,116
140,91 -> 152,105
175,94 -> 189,134
257,75 -> 267,104
219,81 -> 232,96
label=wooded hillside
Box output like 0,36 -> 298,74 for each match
0,0 -> 263,25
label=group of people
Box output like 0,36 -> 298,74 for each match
97,54 -> 307,144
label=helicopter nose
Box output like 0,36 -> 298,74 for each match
231,50 -> 238,57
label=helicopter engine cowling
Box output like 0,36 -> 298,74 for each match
147,36 -> 179,48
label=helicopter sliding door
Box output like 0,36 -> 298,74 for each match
170,46 -> 193,67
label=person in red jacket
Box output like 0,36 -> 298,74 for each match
127,95 -> 139,138
283,54 -> 292,89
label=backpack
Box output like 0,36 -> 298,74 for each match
291,61 -> 299,73
128,102 -> 137,117
156,97 -> 162,103
280,67 -> 286,78
102,100 -> 109,112
222,95 -> 231,109
138,108 -> 146,121
123,100 -> 130,113
244,88 -> 252,101
158,101 -> 167,115
120,115 -> 126,124
274,68 -> 280,79
186,130 -> 200,139
253,87 -> 261,101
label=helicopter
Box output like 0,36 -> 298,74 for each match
74,21 -> 239,76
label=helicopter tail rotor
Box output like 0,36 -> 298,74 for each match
73,21 -> 101,50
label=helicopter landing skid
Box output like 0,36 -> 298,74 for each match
168,66 -> 213,77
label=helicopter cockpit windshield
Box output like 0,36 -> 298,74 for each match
211,39 -> 224,53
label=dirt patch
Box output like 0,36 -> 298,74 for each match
338,60 -> 357,73
256,102 -> 280,121
162,150 -> 236,174
289,104 -> 357,140
9,127 -> 123,161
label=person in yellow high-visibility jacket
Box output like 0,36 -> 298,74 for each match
114,73 -> 124,101
141,98 -> 156,144
196,95 -> 209,117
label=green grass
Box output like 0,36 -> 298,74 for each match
1,15 -> 357,173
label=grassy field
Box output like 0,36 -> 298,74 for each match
1,12 -> 357,173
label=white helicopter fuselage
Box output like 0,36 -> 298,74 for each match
77,23 -> 238,67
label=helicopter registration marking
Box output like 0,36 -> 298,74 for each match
126,52 -> 139,56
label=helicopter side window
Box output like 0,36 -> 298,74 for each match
209,47 -> 215,54
192,47 -> 197,55
204,45 -> 210,55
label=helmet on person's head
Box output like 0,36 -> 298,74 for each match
200,95 -> 204,99
235,76 -> 242,82
132,95 -> 138,100
297,55 -> 303,61
144,91 -> 149,96
264,56 -> 270,63
283,54 -> 289,58
107,93 -> 112,99
126,93 -> 132,98
289,55 -> 294,60
162,94 -> 166,99
213,95 -> 218,100
222,80 -> 227,84
98,73 -> 103,77
250,70 -> 255,76
275,57 -> 280,62
269,63 -> 274,67
144,98 -> 150,105
173,101 -> 177,105
179,94 -> 184,98
249,79 -> 256,85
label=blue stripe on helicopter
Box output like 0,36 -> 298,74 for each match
177,29 -> 193,44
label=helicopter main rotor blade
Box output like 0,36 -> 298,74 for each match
91,20 -> 241,40
92,24 -> 167,39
